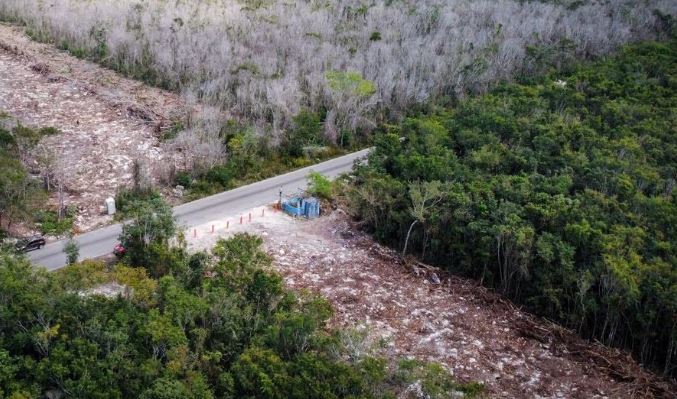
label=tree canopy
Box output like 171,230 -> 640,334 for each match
0,224 -> 482,398
347,40 -> 677,376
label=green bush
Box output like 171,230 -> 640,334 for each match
37,126 -> 60,136
161,121 -> 184,141
284,110 -> 324,157
306,172 -> 332,200
63,237 -> 79,265
184,179 -> 225,200
205,164 -> 234,188
35,210 -> 74,236
174,171 -> 192,188
114,188 -> 162,219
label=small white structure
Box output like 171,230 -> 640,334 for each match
105,197 -> 116,215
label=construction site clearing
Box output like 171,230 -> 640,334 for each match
174,205 -> 675,398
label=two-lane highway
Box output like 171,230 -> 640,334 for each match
29,149 -> 370,271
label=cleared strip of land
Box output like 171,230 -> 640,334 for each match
0,23 -> 184,231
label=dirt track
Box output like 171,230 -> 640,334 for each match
0,23 -> 184,232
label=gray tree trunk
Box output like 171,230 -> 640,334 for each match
402,219 -> 418,257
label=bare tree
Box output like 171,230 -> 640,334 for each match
132,157 -> 152,194
1,0 -> 673,145
402,181 -> 445,257
52,151 -> 72,221
34,144 -> 56,191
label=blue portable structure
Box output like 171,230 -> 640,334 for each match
282,197 -> 321,219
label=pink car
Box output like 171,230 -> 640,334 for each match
113,243 -> 126,257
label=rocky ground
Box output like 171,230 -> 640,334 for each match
0,23 -> 186,232
185,207 -> 674,398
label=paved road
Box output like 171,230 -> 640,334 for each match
29,149 -> 370,271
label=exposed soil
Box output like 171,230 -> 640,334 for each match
185,207 -> 675,398
0,23 -> 186,232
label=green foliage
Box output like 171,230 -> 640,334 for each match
325,70 -> 377,97
522,38 -> 576,80
118,196 -> 176,274
54,260 -> 109,291
0,233 -> 480,398
139,379 -> 192,399
115,188 -> 163,220
63,237 -> 79,265
185,120 -> 343,201
0,123 -> 52,230
348,40 -> 677,375
34,209 -> 74,236
0,156 -> 45,231
226,129 -> 262,175
306,171 -> 332,200
394,359 -> 484,398
175,171 -> 193,188
205,165 -> 234,189
161,121 -> 184,141
285,110 -> 324,157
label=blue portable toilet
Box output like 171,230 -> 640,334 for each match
303,198 -> 320,219
282,197 -> 304,217
282,197 -> 320,219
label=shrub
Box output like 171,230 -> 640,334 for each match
306,172 -> 332,200
35,210 -> 73,236
55,259 -> 108,291
115,188 -> 162,219
285,110 -> 323,157
174,172 -> 192,188
63,237 -> 79,265
205,164 -> 234,188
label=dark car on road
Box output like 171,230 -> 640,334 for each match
15,235 -> 46,252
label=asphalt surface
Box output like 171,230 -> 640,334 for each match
28,149 -> 370,271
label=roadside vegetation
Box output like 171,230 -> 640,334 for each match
177,119 -> 344,201
345,40 -> 677,376
0,196 -> 484,398
0,120 -> 74,236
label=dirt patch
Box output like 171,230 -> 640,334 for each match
184,207 -> 674,398
0,23 -> 187,232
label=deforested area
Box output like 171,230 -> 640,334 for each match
1,0 -> 675,144
1,0 -> 676,397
